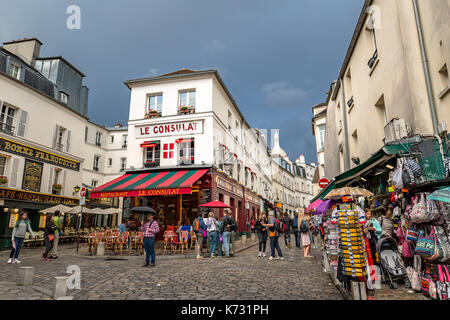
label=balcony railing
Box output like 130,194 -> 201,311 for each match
56,142 -> 64,152
144,159 -> 160,168
178,156 -> 194,166
0,123 -> 15,135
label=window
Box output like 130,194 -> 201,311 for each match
0,156 -> 6,176
52,168 -> 61,195
95,132 -> 102,147
9,63 -> 21,80
228,111 -> 232,130
318,124 -> 326,151
438,63 -> 450,99
178,90 -> 196,114
60,92 -> 68,104
120,158 -> 127,172
93,155 -> 100,171
148,94 -> 163,116
108,158 -> 112,167
177,138 -> 194,165
0,104 -> 16,135
144,141 -> 160,167
110,135 -> 114,144
92,180 -> 98,188
122,135 -> 127,148
56,127 -> 65,151
84,126 -> 88,142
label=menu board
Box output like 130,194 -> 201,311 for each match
9,213 -> 18,228
22,160 -> 43,192
39,215 -> 46,229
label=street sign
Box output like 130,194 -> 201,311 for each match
80,187 -> 86,197
80,197 -> 85,206
318,178 -> 330,189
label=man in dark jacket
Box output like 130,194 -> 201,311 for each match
220,209 -> 236,257
281,213 -> 293,248
293,213 -> 301,248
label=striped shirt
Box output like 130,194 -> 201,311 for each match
141,220 -> 160,238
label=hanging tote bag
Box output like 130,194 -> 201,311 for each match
406,266 -> 421,292
410,194 -> 428,223
434,225 -> 450,263
392,165 -> 404,190
437,265 -> 449,300
406,226 -> 418,242
421,270 -> 438,299
415,229 -> 437,258
405,157 -> 423,178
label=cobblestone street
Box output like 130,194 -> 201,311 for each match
0,242 -> 342,300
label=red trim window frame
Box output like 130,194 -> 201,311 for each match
177,137 -> 195,164
163,143 -> 174,159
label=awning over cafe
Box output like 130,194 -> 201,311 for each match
90,168 -> 208,198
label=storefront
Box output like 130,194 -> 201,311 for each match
0,187 -> 79,250
244,188 -> 260,232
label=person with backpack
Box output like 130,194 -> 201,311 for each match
281,213 -> 292,249
42,214 -> 57,261
300,213 -> 313,258
206,212 -> 219,258
293,213 -> 301,248
254,213 -> 268,257
220,209 -> 236,257
193,213 -> 207,259
262,211 -> 284,260
141,209 -> 160,267
9,211 -> 35,264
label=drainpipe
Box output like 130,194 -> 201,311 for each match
412,0 -> 439,134
339,78 -> 351,171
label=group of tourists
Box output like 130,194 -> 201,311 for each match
254,210 -> 317,260
8,209 -> 62,264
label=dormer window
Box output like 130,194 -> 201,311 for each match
9,63 -> 21,80
60,92 -> 69,104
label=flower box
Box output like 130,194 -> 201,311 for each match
178,105 -> 195,114
145,110 -> 161,119
0,176 -> 8,185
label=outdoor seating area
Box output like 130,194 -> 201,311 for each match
23,227 -> 78,248
162,228 -> 195,255
79,229 -> 145,256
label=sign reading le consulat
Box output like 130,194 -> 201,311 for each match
136,120 -> 204,138
0,187 -> 79,206
0,137 -> 80,171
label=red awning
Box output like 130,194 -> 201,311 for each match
199,201 -> 231,208
90,168 -> 209,198
140,141 -> 158,148
176,138 -> 192,143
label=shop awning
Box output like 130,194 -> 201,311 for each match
90,168 -> 209,198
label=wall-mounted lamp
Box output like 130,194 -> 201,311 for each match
73,185 -> 81,196
3,207 -> 9,213
12,208 -> 19,214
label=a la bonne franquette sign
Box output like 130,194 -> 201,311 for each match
136,120 -> 203,138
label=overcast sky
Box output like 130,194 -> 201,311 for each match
1,0 -> 363,164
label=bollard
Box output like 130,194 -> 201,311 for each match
241,234 -> 247,245
359,282 -> 367,300
351,281 -> 361,300
54,276 -> 69,299
19,266 -> 34,286
97,242 -> 105,256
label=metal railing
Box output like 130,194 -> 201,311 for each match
0,123 -> 15,135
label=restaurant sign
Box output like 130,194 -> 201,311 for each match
0,187 -> 79,206
136,120 -> 204,138
215,175 -> 243,198
90,187 -> 192,199
22,160 -> 43,192
0,137 -> 80,171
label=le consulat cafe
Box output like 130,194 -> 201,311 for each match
0,134 -> 81,249
90,117 -> 264,240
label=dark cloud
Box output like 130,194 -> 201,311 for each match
0,0 -> 363,164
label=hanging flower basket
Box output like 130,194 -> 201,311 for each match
0,176 -> 8,184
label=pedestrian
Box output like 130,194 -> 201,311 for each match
217,218 -> 223,257
250,216 -> 256,233
255,213 -> 268,257
378,206 -> 394,237
300,212 -> 313,258
49,210 -> 62,259
118,220 -> 127,237
220,209 -> 235,257
263,211 -> 283,260
193,213 -> 207,259
141,209 -> 160,267
281,213 -> 293,248
293,212 -> 301,248
8,211 -> 35,264
206,212 -> 219,258
43,214 -> 56,261
308,213 -> 316,249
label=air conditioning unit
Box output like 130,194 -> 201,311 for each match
384,118 -> 410,143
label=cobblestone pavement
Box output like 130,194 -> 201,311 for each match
0,242 -> 342,300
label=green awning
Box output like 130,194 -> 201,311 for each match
312,180 -> 336,202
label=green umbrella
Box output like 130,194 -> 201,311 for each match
429,187 -> 450,203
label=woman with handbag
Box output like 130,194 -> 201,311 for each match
42,215 -> 56,261
255,213 -> 268,258
8,211 -> 35,264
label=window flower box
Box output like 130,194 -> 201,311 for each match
52,184 -> 62,191
144,160 -> 159,168
178,105 -> 195,114
0,176 -> 8,185
145,109 -> 161,119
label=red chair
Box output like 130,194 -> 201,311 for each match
173,231 -> 189,254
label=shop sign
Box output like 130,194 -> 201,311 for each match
215,175 -> 243,198
0,187 -> 79,206
22,160 -> 43,192
8,213 -> 18,228
0,137 -> 80,171
136,120 -> 204,138
90,187 -> 192,199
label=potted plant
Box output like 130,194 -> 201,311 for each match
144,160 -> 158,168
146,109 -> 160,118
178,105 -> 195,114
0,176 -> 8,185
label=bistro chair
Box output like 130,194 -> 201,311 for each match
116,231 -> 129,255
173,231 -> 189,254
163,231 -> 175,255
105,233 -> 116,254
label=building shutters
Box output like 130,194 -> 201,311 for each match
9,157 -> 20,188
62,170 -> 67,196
66,130 -> 71,153
16,110 -> 28,137
48,167 -> 53,193
52,125 -> 59,149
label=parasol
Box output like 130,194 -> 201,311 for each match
306,198 -> 323,212
130,206 -> 157,215
324,186 -> 373,200
199,201 -> 231,208
39,204 -> 73,214
428,187 -> 450,203
315,199 -> 338,215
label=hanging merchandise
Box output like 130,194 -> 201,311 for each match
414,227 -> 440,260
406,266 -> 421,292
436,264 -> 450,300
405,157 -> 423,179
410,194 -> 429,223
392,163 -> 404,190
434,225 -> 450,263
421,271 -> 438,299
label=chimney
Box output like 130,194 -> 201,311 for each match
3,38 -> 42,66
299,154 -> 305,164
114,123 -> 123,128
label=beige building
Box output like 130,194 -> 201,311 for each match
316,0 -> 450,179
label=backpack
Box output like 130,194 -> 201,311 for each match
300,219 -> 308,233
194,218 -> 201,233
275,219 -> 284,234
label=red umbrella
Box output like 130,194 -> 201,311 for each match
199,201 -> 231,208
